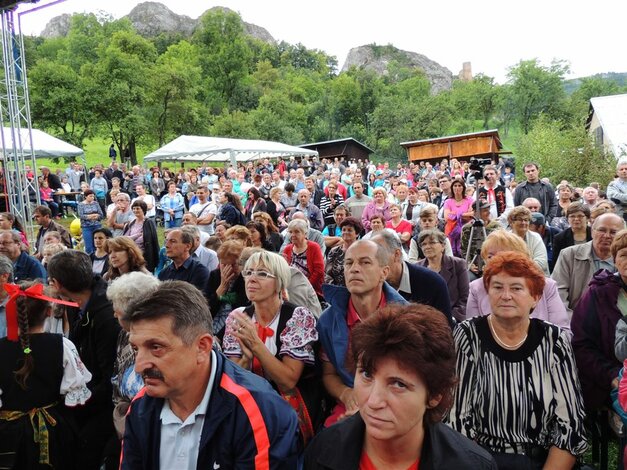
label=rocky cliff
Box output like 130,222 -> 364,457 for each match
40,2 -> 276,44
342,44 -> 453,94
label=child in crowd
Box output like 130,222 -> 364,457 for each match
0,281 -> 89,469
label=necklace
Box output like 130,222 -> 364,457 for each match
487,315 -> 527,350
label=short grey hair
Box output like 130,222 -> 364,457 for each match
371,230 -> 402,265
107,272 -> 160,315
0,254 -> 13,278
181,224 -> 200,240
124,280 -> 213,344
417,228 -> 447,246
287,218 -> 308,235
244,251 -> 291,294
116,193 -> 131,202
617,158 -> 627,169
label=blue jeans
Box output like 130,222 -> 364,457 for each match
165,218 -> 182,229
82,224 -> 101,254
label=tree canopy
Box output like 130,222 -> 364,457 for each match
24,11 -> 627,183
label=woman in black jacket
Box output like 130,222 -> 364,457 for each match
122,200 -> 159,273
218,191 -> 246,227
304,303 -> 496,470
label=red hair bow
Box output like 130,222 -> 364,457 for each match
4,283 -> 79,341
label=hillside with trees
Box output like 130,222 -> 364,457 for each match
25,9 -> 627,186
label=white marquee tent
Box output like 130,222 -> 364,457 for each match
143,135 -> 318,165
0,127 -> 84,159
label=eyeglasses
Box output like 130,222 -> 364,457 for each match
0,240 -> 15,245
594,228 -> 619,237
568,214 -> 586,220
242,270 -> 277,280
511,217 -> 531,223
420,241 -> 441,248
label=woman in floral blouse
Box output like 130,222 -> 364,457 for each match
223,251 -> 323,445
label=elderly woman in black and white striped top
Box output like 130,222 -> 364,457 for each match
447,251 -> 587,469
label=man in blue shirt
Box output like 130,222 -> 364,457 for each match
0,230 -> 46,282
158,229 -> 210,297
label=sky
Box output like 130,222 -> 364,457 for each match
15,0 -> 627,83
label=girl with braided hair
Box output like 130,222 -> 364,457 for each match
0,281 -> 92,469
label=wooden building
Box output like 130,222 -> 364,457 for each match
300,137 -> 373,161
400,129 -> 505,164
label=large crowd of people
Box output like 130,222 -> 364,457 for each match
2,153 -> 627,469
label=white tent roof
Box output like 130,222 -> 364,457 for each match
590,94 -> 627,158
143,135 -> 318,163
0,127 -> 84,158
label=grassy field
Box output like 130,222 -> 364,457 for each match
35,136 -> 155,173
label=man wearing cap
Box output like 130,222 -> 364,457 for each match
476,165 -> 513,225
461,200 -> 502,279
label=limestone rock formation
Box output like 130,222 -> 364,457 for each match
39,2 -> 276,44
40,13 -> 72,39
127,1 -> 197,37
342,44 -> 453,94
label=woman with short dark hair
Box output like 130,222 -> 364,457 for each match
305,303 -> 496,469
122,200 -> 159,273
417,228 -> 469,322
324,217 -> 363,287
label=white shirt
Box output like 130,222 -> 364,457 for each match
131,194 -> 156,218
159,350 -> 217,470
190,201 -> 218,235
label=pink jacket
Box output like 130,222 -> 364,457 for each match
361,201 -> 391,232
466,277 -> 571,337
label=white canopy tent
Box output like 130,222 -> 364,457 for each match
0,127 -> 84,159
143,135 -> 318,166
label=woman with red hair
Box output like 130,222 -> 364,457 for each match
448,252 -> 587,469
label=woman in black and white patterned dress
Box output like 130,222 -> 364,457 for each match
447,251 -> 587,469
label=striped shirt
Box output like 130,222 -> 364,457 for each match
447,316 -> 588,457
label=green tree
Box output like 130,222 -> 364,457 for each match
507,59 -> 569,134
147,41 -> 206,146
515,115 -> 614,186
89,31 -> 157,165
193,9 -> 254,113
29,59 -> 96,148
568,77 -> 621,124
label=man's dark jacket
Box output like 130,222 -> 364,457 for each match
303,413 -> 496,469
121,351 -> 299,469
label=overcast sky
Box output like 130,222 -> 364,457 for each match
16,0 -> 627,83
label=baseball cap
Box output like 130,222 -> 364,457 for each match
530,212 -> 546,226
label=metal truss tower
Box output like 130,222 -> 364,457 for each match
0,5 -> 39,242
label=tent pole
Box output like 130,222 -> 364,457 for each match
229,150 -> 237,169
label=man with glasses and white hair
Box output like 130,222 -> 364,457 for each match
552,212 -> 625,315
0,230 -> 46,282
607,157 -> 627,220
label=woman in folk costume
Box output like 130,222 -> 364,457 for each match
0,281 -> 91,470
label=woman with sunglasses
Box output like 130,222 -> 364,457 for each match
223,251 -> 323,445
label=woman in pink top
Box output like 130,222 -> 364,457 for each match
443,179 -> 474,256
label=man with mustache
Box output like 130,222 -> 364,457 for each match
120,281 -> 299,469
